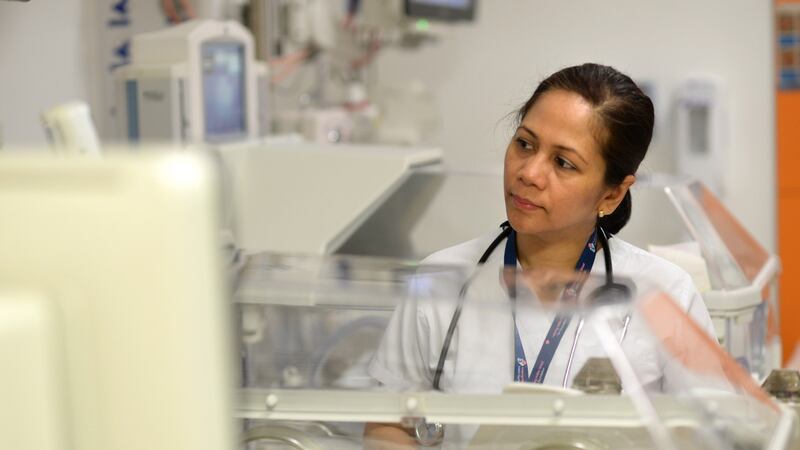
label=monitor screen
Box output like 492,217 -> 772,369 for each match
202,41 -> 247,140
405,0 -> 476,21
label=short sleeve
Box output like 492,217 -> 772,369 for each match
367,275 -> 436,391
659,272 -> 724,393
366,232 -> 499,393
673,272 -> 717,339
684,289 -> 717,339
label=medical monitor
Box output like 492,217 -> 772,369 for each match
404,0 -> 476,21
122,20 -> 258,145
202,40 -> 248,141
0,151 -> 235,450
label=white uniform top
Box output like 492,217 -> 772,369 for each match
368,227 -> 717,397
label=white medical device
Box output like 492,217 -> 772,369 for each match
117,19 -> 265,144
41,101 -> 101,156
676,78 -> 726,196
0,150 -> 234,450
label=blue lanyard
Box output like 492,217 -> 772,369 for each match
505,228 -> 597,383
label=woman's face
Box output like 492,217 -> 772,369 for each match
504,89 -> 614,239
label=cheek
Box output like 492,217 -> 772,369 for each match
550,181 -> 603,217
503,149 -> 514,189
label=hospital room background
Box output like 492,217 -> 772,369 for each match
3,1 -> 800,449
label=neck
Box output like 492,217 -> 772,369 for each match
515,223 -> 596,271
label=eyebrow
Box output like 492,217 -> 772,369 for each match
517,125 -> 589,165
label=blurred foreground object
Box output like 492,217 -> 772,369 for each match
233,256 -> 799,449
0,149 -> 235,450
763,369 -> 800,404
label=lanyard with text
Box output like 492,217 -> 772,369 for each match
505,228 -> 598,383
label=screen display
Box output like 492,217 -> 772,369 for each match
201,41 -> 246,140
405,0 -> 475,21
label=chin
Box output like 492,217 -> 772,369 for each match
506,210 -> 546,235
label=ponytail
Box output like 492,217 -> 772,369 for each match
599,190 -> 632,235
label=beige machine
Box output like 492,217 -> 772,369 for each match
0,151 -> 235,450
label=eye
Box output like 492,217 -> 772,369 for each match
515,138 -> 534,151
556,156 -> 576,170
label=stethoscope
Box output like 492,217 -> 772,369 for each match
415,222 -> 633,447
431,221 -> 633,392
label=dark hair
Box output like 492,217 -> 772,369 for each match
515,63 -> 654,235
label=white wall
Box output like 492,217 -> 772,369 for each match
0,0 -> 91,146
375,1 -> 776,250
0,1 -> 776,252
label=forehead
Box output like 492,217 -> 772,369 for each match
521,89 -> 604,155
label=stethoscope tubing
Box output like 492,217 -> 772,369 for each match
562,317 -> 586,387
432,222 -> 629,391
431,225 -> 513,391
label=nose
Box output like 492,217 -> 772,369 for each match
518,152 -> 550,189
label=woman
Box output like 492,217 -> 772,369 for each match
364,63 -> 716,447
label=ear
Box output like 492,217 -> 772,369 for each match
599,175 -> 636,215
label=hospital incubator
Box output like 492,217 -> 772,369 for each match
617,174 -> 781,380
232,254 -> 798,449
220,143 -> 781,382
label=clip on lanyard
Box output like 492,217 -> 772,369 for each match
505,228 -> 597,383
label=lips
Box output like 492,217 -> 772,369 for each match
510,193 -> 543,211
